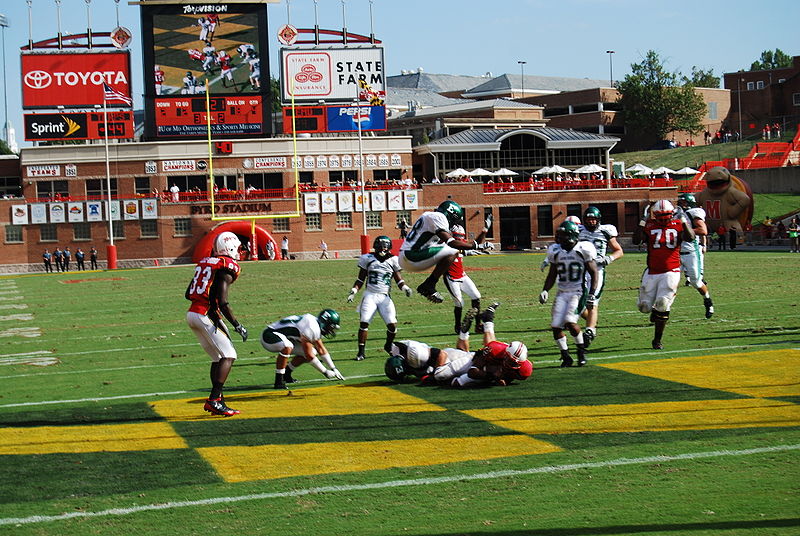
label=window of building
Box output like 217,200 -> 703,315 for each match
756,80 -> 764,89
40,223 -> 58,241
85,179 -> 118,199
244,172 -> 283,191
483,207 -> 494,239
747,81 -> 755,91
328,170 -> 357,185
299,171 -> 314,184
0,176 -> 22,198
273,217 -> 290,233
624,202 -> 641,233
366,211 -> 382,229
567,204 -> 582,219
73,222 -> 91,241
305,213 -> 321,230
214,174 -> 238,191
174,218 -> 192,237
140,220 -> 158,238
395,210 -> 411,229
537,205 -> 553,236
111,221 -> 125,240
135,177 -> 151,196
5,225 -> 22,243
793,93 -> 800,106
36,180 -> 69,200
336,212 -> 353,230
707,102 -> 718,120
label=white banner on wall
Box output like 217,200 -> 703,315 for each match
370,191 -> 386,211
67,202 -> 84,222
141,199 -> 158,219
316,155 -> 328,169
30,204 -> 47,224
387,190 -> 404,210
355,191 -> 369,212
329,155 -> 340,168
86,201 -> 103,222
304,193 -> 320,213
321,192 -> 337,213
11,205 -> 28,225
337,191 -> 353,212
107,200 -> 121,221
49,203 -> 65,223
122,200 -> 140,220
403,190 -> 419,210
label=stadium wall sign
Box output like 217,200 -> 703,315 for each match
190,203 -> 272,215
21,51 -> 132,109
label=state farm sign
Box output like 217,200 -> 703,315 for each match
22,51 -> 132,109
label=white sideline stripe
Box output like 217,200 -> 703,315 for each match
2,444 -> 798,527
1,390 -> 192,407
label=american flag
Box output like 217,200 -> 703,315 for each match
102,83 -> 132,106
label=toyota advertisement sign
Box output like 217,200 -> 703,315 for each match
280,45 -> 385,104
22,51 -> 132,109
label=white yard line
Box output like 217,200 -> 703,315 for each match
1,443 -> 797,526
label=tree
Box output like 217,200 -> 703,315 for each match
0,138 -> 14,155
269,76 -> 281,113
749,49 -> 792,71
682,66 -> 719,88
616,50 -> 706,149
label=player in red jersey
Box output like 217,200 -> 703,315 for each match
185,232 -> 248,416
218,51 -> 233,87
632,200 -> 695,350
444,224 -> 483,335
154,65 -> 165,95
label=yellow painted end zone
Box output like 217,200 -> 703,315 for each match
197,435 -> 562,482
602,350 -> 800,398
150,384 -> 448,422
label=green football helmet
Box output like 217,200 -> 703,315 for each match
677,193 -> 697,209
317,309 -> 341,338
583,206 -> 601,231
373,235 -> 392,257
556,220 -> 580,250
384,355 -> 407,382
436,200 -> 464,227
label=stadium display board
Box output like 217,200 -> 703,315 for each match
21,51 -> 132,109
24,111 -> 134,141
140,2 -> 272,140
279,45 -> 385,104
282,104 -> 386,134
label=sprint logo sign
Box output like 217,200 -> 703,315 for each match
24,113 -> 87,141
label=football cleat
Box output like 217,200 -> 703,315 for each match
584,328 -> 595,349
460,307 -> 478,334
577,346 -> 587,367
652,339 -> 664,350
560,350 -> 573,368
274,373 -> 287,390
284,369 -> 298,383
354,354 -> 366,361
203,398 -> 240,416
480,302 -> 501,324
704,298 -> 714,319
417,283 -> 444,303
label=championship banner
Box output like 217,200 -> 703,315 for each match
49,203 -> 66,223
328,155 -> 340,168
387,190 -> 404,210
67,202 -> 85,222
141,199 -> 158,219
123,200 -> 140,220
22,51 -> 132,109
370,191 -> 386,212
321,192 -> 337,213
316,155 -> 328,168
86,201 -> 103,222
403,190 -> 419,210
303,193 -> 320,214
11,205 -> 29,225
337,191 -> 353,212
355,191 -> 369,212
341,155 -> 353,168
30,204 -> 47,224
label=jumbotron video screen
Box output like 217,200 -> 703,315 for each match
140,3 -> 272,140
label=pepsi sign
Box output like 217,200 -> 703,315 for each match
326,105 -> 386,132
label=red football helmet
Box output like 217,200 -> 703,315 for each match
651,199 -> 675,226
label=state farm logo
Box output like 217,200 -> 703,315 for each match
295,64 -> 323,84
24,70 -> 52,89
23,70 -> 128,90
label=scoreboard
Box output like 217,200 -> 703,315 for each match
154,96 -> 265,137
25,111 -> 134,141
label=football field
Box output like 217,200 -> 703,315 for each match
2,250 -> 798,535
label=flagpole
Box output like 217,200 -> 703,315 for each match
103,96 -> 117,269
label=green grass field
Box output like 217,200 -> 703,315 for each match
2,251 -> 799,535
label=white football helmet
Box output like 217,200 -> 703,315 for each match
506,341 -> 528,363
565,215 -> 581,225
651,200 -> 675,225
405,340 -> 432,369
450,224 -> 466,239
213,231 -> 242,260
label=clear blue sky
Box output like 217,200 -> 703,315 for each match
1,0 -> 798,148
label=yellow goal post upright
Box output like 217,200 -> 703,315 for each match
204,81 -> 301,259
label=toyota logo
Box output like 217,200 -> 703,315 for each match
25,71 -> 52,89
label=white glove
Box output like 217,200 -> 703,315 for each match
643,204 -> 651,220
484,213 -> 493,232
596,255 -> 613,267
401,285 -> 413,297
234,324 -> 248,342
325,368 -> 345,380
477,241 -> 494,251
587,294 -> 597,308
540,258 -> 550,271
539,290 -> 549,304
347,288 -> 357,303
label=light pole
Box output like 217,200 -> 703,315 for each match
0,13 -> 8,143
518,60 -> 526,99
606,50 -> 615,87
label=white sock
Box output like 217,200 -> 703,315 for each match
556,336 -> 568,351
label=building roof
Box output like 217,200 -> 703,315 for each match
386,87 -> 469,109
463,73 -> 609,98
418,127 -> 619,153
395,98 -> 540,120
387,72 -> 493,93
